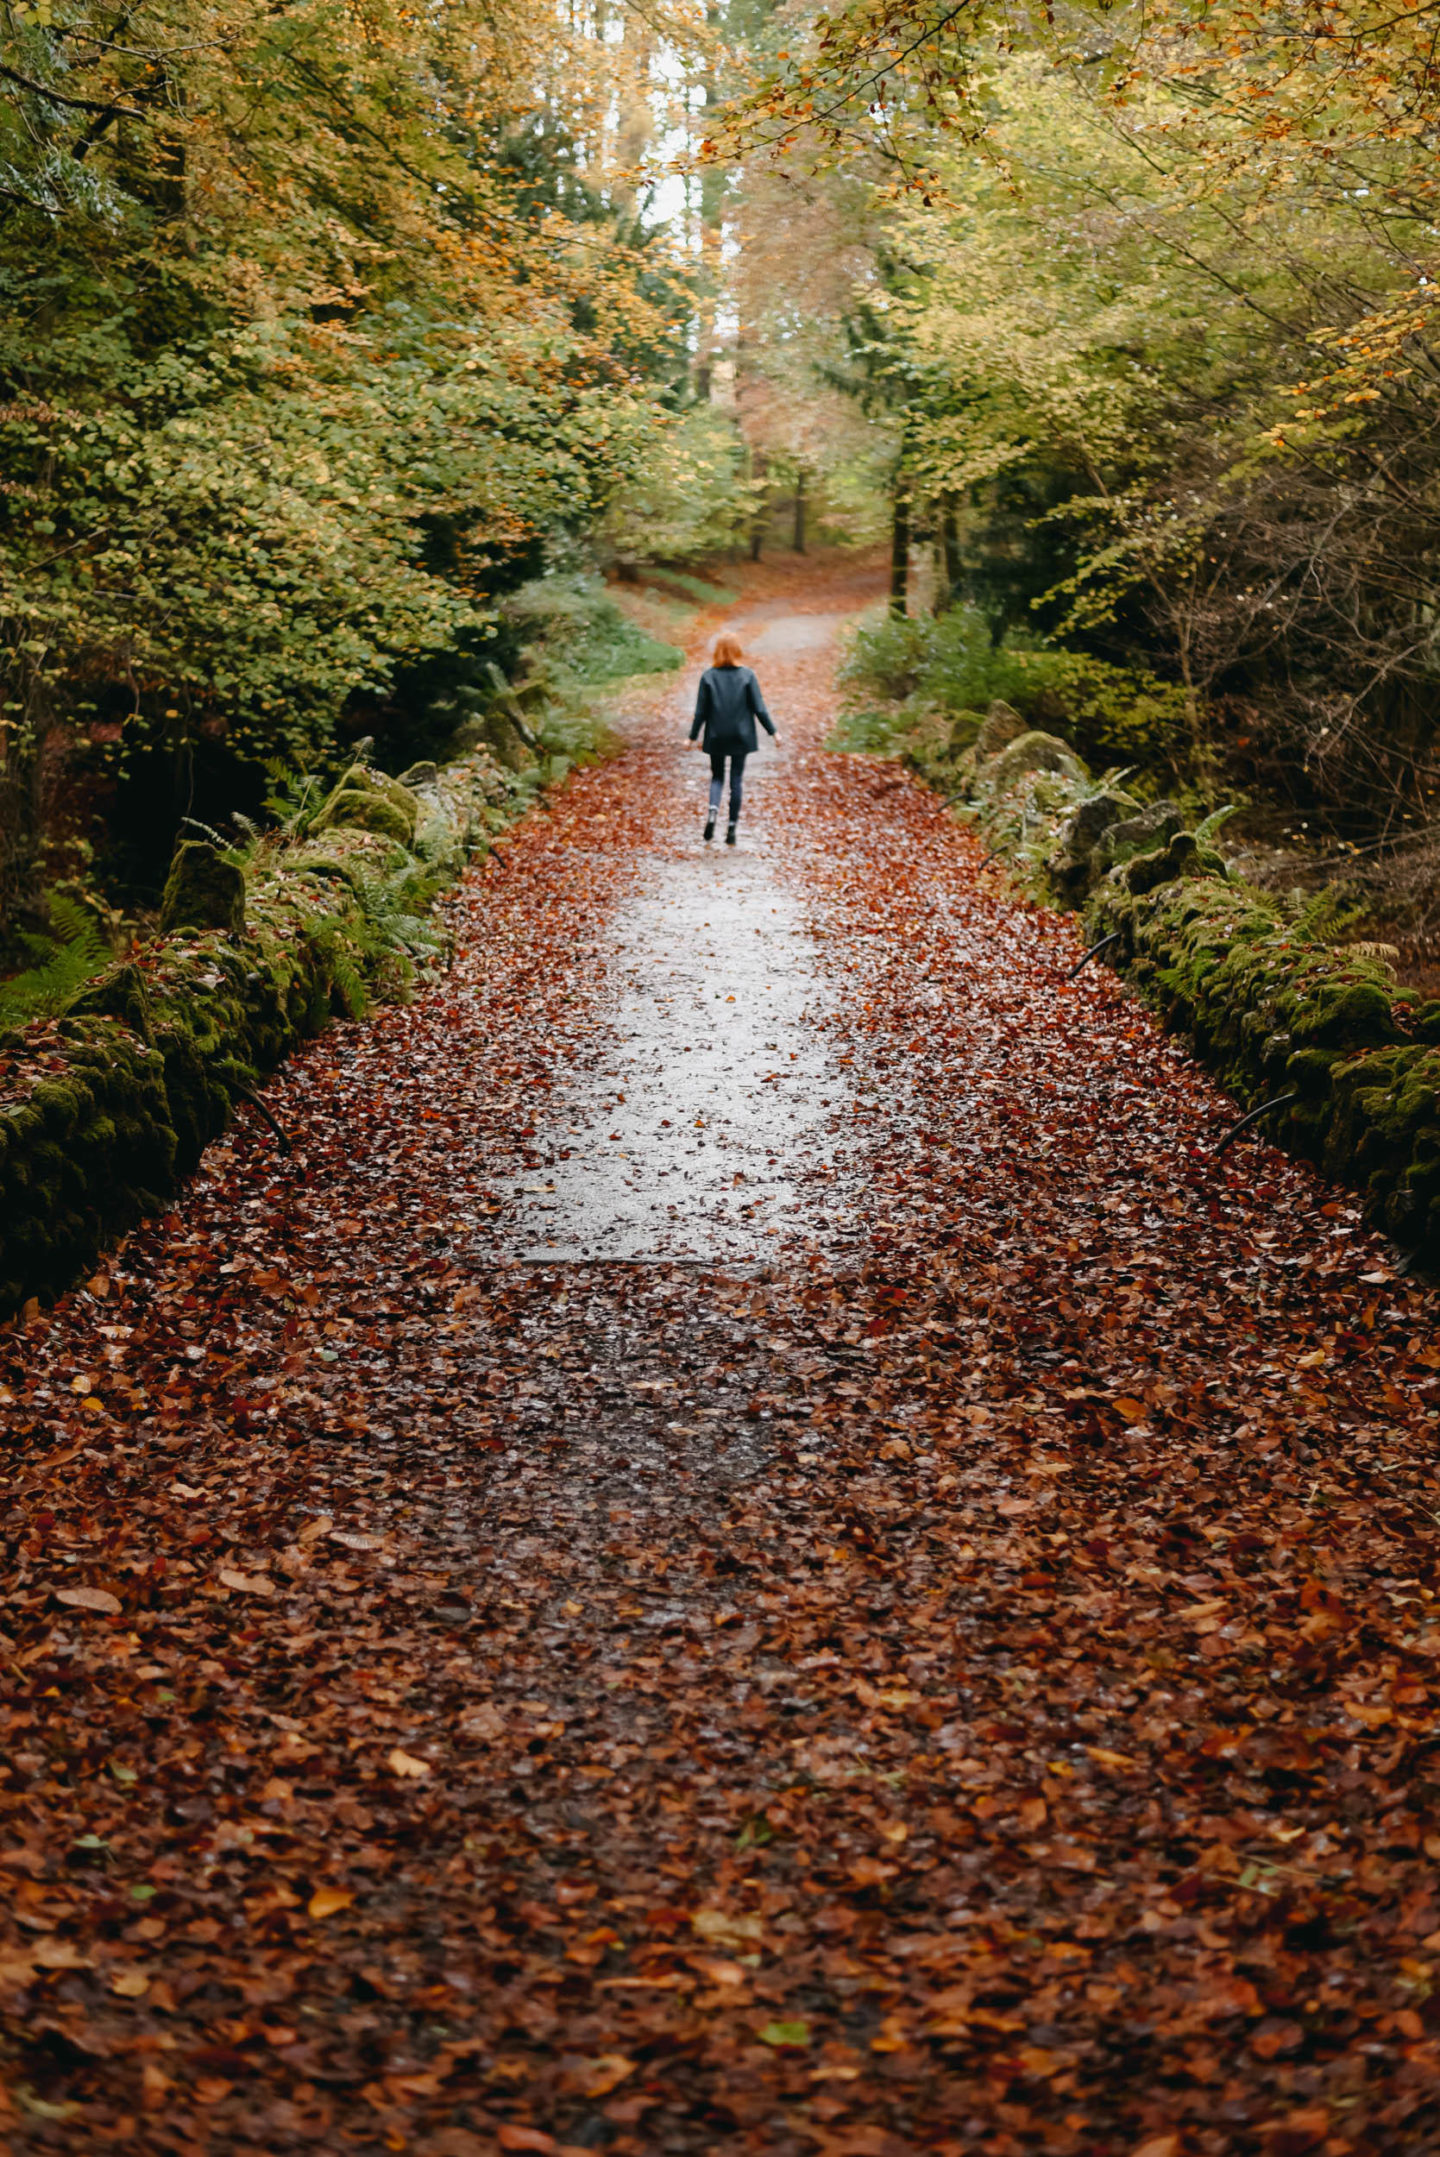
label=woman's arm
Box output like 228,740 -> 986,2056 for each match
748,671 -> 777,736
690,672 -> 712,741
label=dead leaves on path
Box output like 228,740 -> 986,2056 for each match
0,575 -> 1438,2152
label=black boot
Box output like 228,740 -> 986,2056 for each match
703,818 -> 715,842
725,821 -> 737,846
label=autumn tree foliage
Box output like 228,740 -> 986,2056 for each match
709,0 -> 1440,858
0,0 -> 706,933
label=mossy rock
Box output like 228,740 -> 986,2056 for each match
1090,801 -> 1183,880
982,730 -> 1089,792
159,841 -> 247,937
481,710 -> 537,774
947,709 -> 986,754
974,701 -> 1029,762
1051,789 -> 1141,898
317,788 -> 416,847
68,961 -> 155,1044
1285,1047 -> 1338,1097
1119,831 -> 1227,897
1411,1000 -> 1440,1046
1292,980 -> 1401,1052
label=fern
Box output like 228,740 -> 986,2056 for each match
262,760 -> 326,836
0,894 -> 110,1029
1194,803 -> 1238,846
351,866 -> 447,961
1288,884 -> 1364,946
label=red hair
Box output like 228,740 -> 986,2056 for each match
712,634 -> 744,667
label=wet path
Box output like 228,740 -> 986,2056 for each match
4,561 -> 1440,2156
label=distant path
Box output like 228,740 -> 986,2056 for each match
3,559 -> 1439,2155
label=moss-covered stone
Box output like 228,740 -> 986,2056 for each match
1119,830 -> 1227,896
982,730 -> 1089,791
159,841 -> 247,936
1084,865 -> 1440,1256
1090,801 -> 1183,880
317,786 -> 415,846
974,701 -> 1029,761
0,739 -> 536,1318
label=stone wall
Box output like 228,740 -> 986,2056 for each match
0,750 -> 529,1316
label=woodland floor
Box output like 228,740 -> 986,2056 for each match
5,558 -> 1440,2157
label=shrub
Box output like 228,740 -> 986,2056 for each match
505,574 -> 683,686
838,606 -> 1191,774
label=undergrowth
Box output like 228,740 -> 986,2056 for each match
507,574 -> 683,687
838,606 -> 1192,777
0,895 -> 113,1031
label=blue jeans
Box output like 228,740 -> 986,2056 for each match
708,749 -> 747,820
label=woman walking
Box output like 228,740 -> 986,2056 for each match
689,635 -> 779,845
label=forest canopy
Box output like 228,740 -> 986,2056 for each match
714,0 -> 1440,895
0,0 -> 726,931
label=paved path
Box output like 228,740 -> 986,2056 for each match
3,566 -> 1439,2156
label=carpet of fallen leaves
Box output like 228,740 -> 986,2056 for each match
4,555 -> 1440,2157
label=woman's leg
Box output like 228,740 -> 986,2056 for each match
707,751 -> 726,818
728,752 -> 747,822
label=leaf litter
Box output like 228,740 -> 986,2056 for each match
1,556 -> 1439,2154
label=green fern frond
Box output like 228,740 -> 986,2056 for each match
1287,884 -> 1363,945
0,894 -> 110,1029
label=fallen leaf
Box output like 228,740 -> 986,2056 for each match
756,2020 -> 810,2048
217,1567 -> 274,1597
53,1586 -> 121,1615
566,2054 -> 635,2097
308,1885 -> 355,1919
692,1909 -> 765,1949
387,1748 -> 431,1779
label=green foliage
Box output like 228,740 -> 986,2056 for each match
0,0 -> 703,934
506,576 -> 684,687
1287,885 -> 1367,945
600,403 -> 755,571
0,896 -> 111,1031
838,606 -> 1191,777
261,764 -> 331,841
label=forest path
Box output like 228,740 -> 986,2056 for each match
4,560 -> 1440,2156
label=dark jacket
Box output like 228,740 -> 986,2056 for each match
689,665 -> 775,753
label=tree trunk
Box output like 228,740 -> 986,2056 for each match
939,499 -> 959,610
750,453 -> 767,561
889,490 -> 910,617
793,470 -> 806,554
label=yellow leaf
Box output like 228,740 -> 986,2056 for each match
1112,1396 -> 1147,1422
692,1908 -> 765,1949
1086,1746 -> 1137,1770
307,1885 -> 355,1920
111,1969 -> 150,1998
388,1748 -> 431,1779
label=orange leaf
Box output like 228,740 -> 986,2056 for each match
308,1886 -> 355,1920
